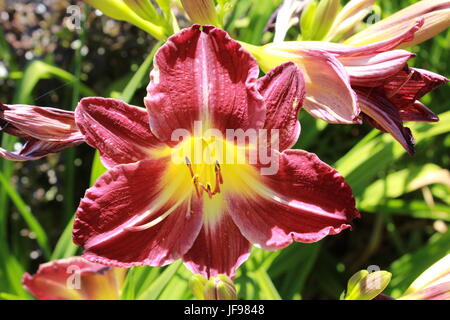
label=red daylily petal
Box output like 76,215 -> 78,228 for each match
183,213 -> 251,278
382,67 -> 449,108
22,257 -> 121,300
75,97 -> 161,168
0,148 -> 37,161
341,50 -> 415,86
284,19 -> 423,58
402,282 -> 450,300
227,150 -> 359,250
296,49 -> 360,124
356,89 -> 415,155
0,139 -> 82,161
145,25 -> 264,141
341,18 -> 424,53
0,104 -> 83,161
399,101 -> 439,123
0,104 -> 81,142
74,159 -> 203,267
257,62 -> 305,151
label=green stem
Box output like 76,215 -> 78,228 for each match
63,5 -> 88,223
120,41 -> 163,103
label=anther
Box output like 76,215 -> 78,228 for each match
215,160 -> 223,184
205,183 -> 213,199
186,156 -> 195,177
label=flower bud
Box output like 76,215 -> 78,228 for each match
344,0 -> 450,48
85,0 -> 167,39
189,274 -> 208,300
325,0 -> 376,41
344,270 -> 392,300
181,0 -> 220,26
300,0 -> 318,40
0,103 -> 84,161
309,0 -> 340,40
203,275 -> 237,300
122,0 -> 163,23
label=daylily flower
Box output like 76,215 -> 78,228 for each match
0,103 -> 83,161
244,15 -> 449,154
71,25 -> 359,277
22,257 -> 126,300
344,0 -> 450,48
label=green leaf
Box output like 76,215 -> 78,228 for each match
159,265 -> 194,300
0,292 -> 27,300
335,111 -> 450,196
137,260 -> 183,300
359,164 -> 450,209
278,243 -> 321,299
364,200 -> 450,221
89,151 -> 108,185
121,266 -> 161,300
0,171 -> 50,258
13,60 -> 95,104
235,265 -> 281,300
120,41 -> 162,103
51,216 -> 79,260
0,245 -> 28,297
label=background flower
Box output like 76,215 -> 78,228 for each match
22,256 -> 126,300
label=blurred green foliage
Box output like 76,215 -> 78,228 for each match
0,0 -> 448,300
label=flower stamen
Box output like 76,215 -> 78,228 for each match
185,157 -> 224,199
186,156 -> 195,177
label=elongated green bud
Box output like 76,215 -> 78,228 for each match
181,0 -> 220,26
85,0 -> 167,39
300,0 -> 318,40
189,274 -> 208,300
325,0 -> 375,41
123,0 -> 163,23
310,0 -> 340,40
